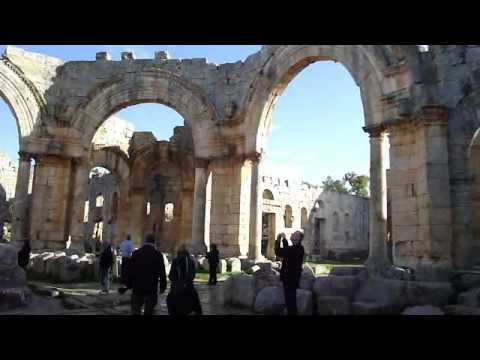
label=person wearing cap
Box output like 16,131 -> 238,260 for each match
124,233 -> 167,315
275,230 -> 305,315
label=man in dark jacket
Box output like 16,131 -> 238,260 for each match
99,242 -> 114,294
167,245 -> 202,316
275,231 -> 305,315
17,239 -> 31,270
206,243 -> 219,285
126,233 -> 167,315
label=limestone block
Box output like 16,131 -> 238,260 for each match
316,296 -> 351,315
351,302 -> 401,315
253,269 -> 281,294
254,287 -> 313,315
0,287 -> 32,311
0,244 -> 18,270
199,257 -> 209,272
405,281 -> 454,307
443,305 -> 480,315
354,278 -> 408,310
313,275 -> 359,301
456,273 -> 480,291
227,258 -> 241,273
218,259 -> 227,274
223,274 -> 256,308
457,288 -> 480,307
254,286 -> 285,315
299,265 -> 315,291
402,305 -> 444,315
329,266 -> 366,277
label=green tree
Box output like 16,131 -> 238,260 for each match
322,176 -> 349,194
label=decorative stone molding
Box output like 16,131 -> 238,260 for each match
96,52 -> 111,61
363,124 -> 386,138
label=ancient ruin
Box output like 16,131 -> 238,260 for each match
2,45 -> 480,315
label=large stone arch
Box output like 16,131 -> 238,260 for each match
0,57 -> 43,147
243,45 -> 417,152
88,147 -> 130,181
72,70 -> 219,156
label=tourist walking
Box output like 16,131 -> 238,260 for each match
167,245 -> 202,316
275,230 -> 305,315
275,233 -> 287,261
17,239 -> 31,270
124,233 -> 167,315
206,243 -> 219,285
119,234 -> 134,284
99,242 -> 114,294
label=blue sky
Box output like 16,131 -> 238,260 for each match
0,45 -> 376,185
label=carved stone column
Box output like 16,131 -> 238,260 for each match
12,151 -> 32,249
67,157 -> 90,255
363,125 -> 389,271
248,152 -> 263,261
190,158 -> 209,255
130,189 -> 147,248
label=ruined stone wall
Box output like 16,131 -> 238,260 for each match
261,173 -> 369,260
0,153 -> 18,200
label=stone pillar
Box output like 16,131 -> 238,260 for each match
129,189 -> 147,248
30,155 -> 73,251
67,157 -> 90,255
114,180 -> 130,245
209,157 -> 252,258
248,152 -> 263,261
12,151 -> 32,249
190,159 -> 209,254
363,125 -> 389,271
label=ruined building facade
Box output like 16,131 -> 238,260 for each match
3,45 -> 480,281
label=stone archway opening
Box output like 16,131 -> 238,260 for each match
248,46 -> 393,269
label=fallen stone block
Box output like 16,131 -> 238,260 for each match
444,305 -> 480,315
223,274 -> 256,308
0,287 -> 32,311
329,266 -> 366,277
253,269 -> 281,294
254,286 -> 314,315
218,259 -> 227,274
402,305 -> 445,315
227,258 -> 241,273
314,275 -> 359,301
352,302 -> 400,315
317,296 -> 351,315
457,287 -> 480,308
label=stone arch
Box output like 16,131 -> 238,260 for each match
88,147 -> 130,181
284,205 -> 293,228
72,70 -> 219,155
0,58 -> 43,146
243,45 -> 415,152
333,212 -> 340,233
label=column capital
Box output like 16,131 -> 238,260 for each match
193,158 -> 210,169
18,151 -> 32,162
245,151 -> 263,164
363,124 -> 386,138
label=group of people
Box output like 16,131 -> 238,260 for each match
113,234 -> 203,315
15,227 -> 306,316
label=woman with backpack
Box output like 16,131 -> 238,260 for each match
166,245 -> 202,316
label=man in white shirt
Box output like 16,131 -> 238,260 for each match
119,234 -> 134,284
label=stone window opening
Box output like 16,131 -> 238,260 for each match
284,205 -> 293,228
301,207 -> 308,229
263,189 -> 274,200
165,203 -> 174,223
146,201 -> 151,216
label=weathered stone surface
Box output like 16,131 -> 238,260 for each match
402,305 -> 444,315
299,265 -> 315,291
313,275 -> 359,301
354,278 -> 454,310
223,274 -> 256,308
317,296 -> 351,315
218,259 -> 227,274
227,258 -> 241,273
312,264 -> 331,276
351,302 -> 399,315
444,305 -> 480,315
0,287 -> 32,311
254,286 -> 313,315
455,273 -> 480,291
254,286 -> 285,315
329,266 -> 366,277
457,288 -> 480,307
253,269 -> 281,294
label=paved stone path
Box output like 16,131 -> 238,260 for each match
1,279 -> 254,316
